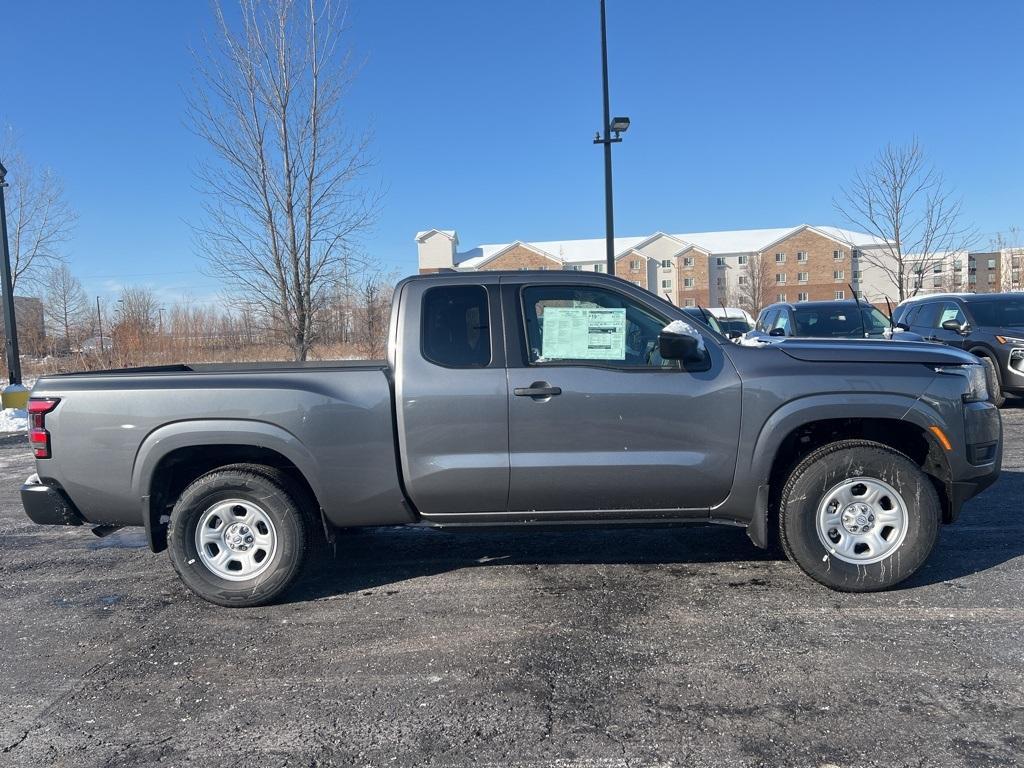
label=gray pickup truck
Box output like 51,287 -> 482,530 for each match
21,272 -> 1002,606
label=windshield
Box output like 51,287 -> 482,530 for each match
792,305 -> 891,338
966,297 -> 1024,328
718,318 -> 751,334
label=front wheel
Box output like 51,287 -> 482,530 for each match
779,440 -> 940,592
167,466 -> 313,607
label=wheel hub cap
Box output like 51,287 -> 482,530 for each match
816,477 -> 909,565
195,500 -> 278,581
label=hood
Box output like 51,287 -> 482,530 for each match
991,328 -> 1024,342
777,338 -> 978,365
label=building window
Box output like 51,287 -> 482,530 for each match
797,252 -> 808,262
833,250 -> 845,260
660,259 -> 672,269
595,264 -> 605,273
776,293 -> 787,302
661,279 -> 672,289
775,252 -> 786,263
833,290 -> 844,299
738,254 -> 748,265
933,264 -> 942,273
797,272 -> 808,283
933,277 -> 942,287
953,260 -> 962,271
797,292 -> 809,302
683,298 -> 696,307
833,270 -> 844,281
716,277 -> 726,288
683,277 -> 695,288
683,256 -> 694,268
630,259 -> 641,270
776,273 -> 786,284
716,257 -> 726,267
568,265 -> 582,271
988,258 -> 997,269
738,275 -> 748,286
852,270 -> 861,280
988,273 -> 996,284
969,274 -> 977,284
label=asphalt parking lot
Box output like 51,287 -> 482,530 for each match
1,411 -> 1022,768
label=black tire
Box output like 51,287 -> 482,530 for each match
779,440 -> 940,592
167,465 -> 313,607
979,356 -> 1006,408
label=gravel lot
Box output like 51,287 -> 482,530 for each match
1,410 -> 1022,768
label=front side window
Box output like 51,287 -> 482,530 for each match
521,285 -> 677,368
422,285 -> 491,368
936,302 -> 967,328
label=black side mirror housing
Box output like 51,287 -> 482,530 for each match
725,330 -> 742,340
895,322 -> 910,332
659,329 -> 703,362
768,327 -> 787,337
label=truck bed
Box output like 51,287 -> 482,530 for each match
51,359 -> 389,376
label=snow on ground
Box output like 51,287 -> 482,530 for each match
0,408 -> 28,433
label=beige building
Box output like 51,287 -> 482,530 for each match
416,225 -> 895,309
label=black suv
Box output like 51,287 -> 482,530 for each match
893,293 -> 1024,406
755,300 -> 902,339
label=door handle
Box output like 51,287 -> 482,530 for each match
514,382 -> 562,399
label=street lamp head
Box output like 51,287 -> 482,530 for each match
610,116 -> 630,134
0,159 -> 6,182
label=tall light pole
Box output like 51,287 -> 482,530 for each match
593,0 -> 630,276
0,160 -> 22,386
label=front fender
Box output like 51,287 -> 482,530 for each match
720,391 -> 948,547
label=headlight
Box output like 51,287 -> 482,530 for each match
936,364 -> 989,403
996,335 -> 1024,346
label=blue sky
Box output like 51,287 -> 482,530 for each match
2,0 -> 1022,302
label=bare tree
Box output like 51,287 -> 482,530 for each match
835,138 -> 976,301
189,0 -> 378,361
353,271 -> 393,358
738,253 -> 772,315
44,264 -> 89,353
990,226 -> 1023,293
0,129 -> 77,292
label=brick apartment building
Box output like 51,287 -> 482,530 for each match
416,224 -> 895,309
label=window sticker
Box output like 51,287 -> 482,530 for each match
540,307 -> 626,360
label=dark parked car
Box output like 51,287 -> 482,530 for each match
893,292 -> 1024,406
681,305 -> 724,334
20,272 -> 1000,605
755,300 -> 918,340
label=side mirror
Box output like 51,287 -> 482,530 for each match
659,325 -> 705,362
725,330 -> 742,340
941,319 -> 969,334
895,322 -> 910,332
768,327 -> 787,337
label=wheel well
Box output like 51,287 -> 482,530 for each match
766,418 -> 954,529
145,445 -> 319,552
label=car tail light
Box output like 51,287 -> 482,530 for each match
27,398 -> 60,459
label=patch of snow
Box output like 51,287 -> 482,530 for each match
0,408 -> 28,433
736,330 -> 782,347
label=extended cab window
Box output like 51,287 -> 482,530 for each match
521,285 -> 673,368
422,285 -> 491,367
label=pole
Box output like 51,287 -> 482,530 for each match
599,0 -> 615,276
0,161 -> 22,386
96,296 -> 104,357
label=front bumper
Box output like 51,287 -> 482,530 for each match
21,474 -> 85,526
946,402 -> 1002,521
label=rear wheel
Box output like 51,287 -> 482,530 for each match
779,440 -> 940,592
168,466 -> 313,607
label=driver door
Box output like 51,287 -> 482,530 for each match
502,277 -> 742,514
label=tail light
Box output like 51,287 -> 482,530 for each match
28,398 -> 60,459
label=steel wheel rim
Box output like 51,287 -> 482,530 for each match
195,500 -> 278,581
815,476 -> 909,565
